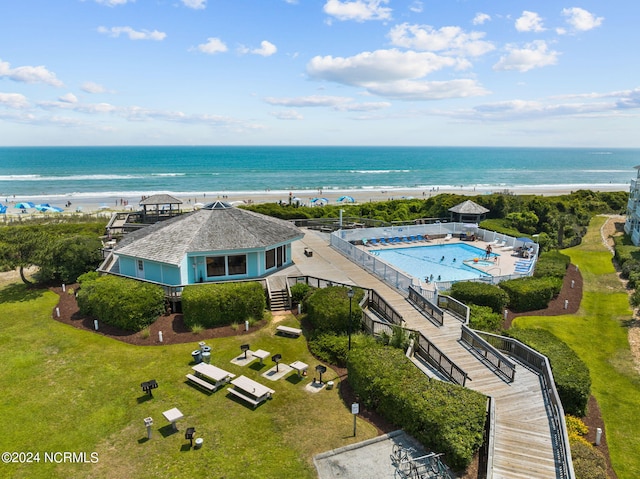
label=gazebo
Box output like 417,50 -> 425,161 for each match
139,194 -> 183,223
103,201 -> 304,286
448,200 -> 489,223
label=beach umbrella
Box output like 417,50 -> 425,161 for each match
36,204 -> 63,213
34,203 -> 51,212
15,202 -> 36,209
337,195 -> 355,203
291,197 -> 302,202
311,198 -> 328,206
0,204 -> 7,214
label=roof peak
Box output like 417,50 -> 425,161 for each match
203,201 -> 233,210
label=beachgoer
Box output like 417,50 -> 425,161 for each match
440,256 -> 445,261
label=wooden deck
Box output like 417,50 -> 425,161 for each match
281,229 -> 560,479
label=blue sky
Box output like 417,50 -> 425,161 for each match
0,0 -> 636,146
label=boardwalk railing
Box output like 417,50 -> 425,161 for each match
414,332 -> 468,386
437,294 -> 469,323
460,325 -> 516,383
408,286 -> 444,326
473,331 -> 575,479
477,396 -> 496,479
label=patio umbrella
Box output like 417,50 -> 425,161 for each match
14,202 -> 35,209
516,237 -> 534,243
337,195 -> 355,203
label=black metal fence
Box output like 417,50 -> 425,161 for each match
460,325 -> 516,383
414,333 -> 468,386
408,286 -> 444,326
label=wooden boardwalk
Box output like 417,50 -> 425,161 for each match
281,230 -> 560,479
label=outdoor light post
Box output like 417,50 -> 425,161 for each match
347,288 -> 355,351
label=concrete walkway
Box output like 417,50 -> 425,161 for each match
280,229 -> 560,479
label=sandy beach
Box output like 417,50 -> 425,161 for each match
1,183 -> 628,217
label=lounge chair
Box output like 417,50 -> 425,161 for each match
416,234 -> 424,242
392,236 -> 401,243
369,238 -> 379,246
379,238 -> 389,246
494,241 -> 506,248
408,235 -> 416,242
401,236 -> 409,243
444,233 -> 452,241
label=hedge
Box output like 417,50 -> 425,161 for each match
308,332 -> 379,368
468,304 -> 503,333
507,328 -> 591,416
533,250 -> 570,279
499,276 -> 563,312
448,281 -> 509,314
182,282 -> 266,329
348,346 -> 487,470
76,275 -> 165,331
304,286 -> 364,334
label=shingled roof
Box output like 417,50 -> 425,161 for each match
448,200 -> 489,215
139,194 -> 182,206
114,202 -> 303,266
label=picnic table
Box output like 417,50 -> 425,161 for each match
252,349 -> 270,365
188,363 -> 235,392
228,375 -> 275,408
289,360 -> 309,378
162,407 -> 184,431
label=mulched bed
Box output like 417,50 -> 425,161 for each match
50,266 -> 614,478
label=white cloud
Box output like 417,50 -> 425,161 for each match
561,7 -> 604,32
182,0 -> 206,9
493,40 -> 559,72
366,79 -> 489,101
409,2 -> 423,14
95,0 -> 133,6
308,49 -> 464,85
58,93 -> 78,103
515,11 -> 545,33
252,41 -> 277,57
323,0 -> 392,22
0,59 -> 63,87
335,101 -> 391,111
81,82 -> 107,94
97,26 -> 166,41
0,92 -> 29,109
196,37 -> 228,54
265,95 -> 352,107
271,110 -> 303,120
388,23 -> 494,57
472,13 -> 491,26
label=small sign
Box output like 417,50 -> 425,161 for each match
351,403 -> 359,415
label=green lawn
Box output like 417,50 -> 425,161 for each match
0,284 -> 377,479
513,216 -> 640,479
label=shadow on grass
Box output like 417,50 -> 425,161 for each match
184,381 -> 214,396
159,425 -> 179,438
0,283 -> 47,304
249,362 -> 266,372
136,394 -> 154,404
225,392 -> 267,410
137,437 -> 150,444
285,374 -> 304,385
180,444 -> 192,452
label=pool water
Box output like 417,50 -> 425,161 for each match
373,243 -> 497,282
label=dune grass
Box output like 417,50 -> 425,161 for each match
0,284 -> 377,479
513,216 -> 640,479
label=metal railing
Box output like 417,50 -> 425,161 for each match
477,396 -> 496,479
408,286 -> 444,326
472,331 -> 575,479
414,332 -> 468,386
437,294 -> 469,323
460,325 -> 516,383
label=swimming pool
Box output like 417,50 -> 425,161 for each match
372,243 -> 497,282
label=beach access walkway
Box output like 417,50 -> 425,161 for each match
279,229 -> 560,479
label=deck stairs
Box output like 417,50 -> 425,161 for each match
267,276 -> 290,312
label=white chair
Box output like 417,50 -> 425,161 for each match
444,233 -> 452,241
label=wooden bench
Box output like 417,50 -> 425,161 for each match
227,387 -> 261,407
276,325 -> 302,337
186,373 -> 217,392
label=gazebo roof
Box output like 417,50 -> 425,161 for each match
139,194 -> 183,206
448,199 -> 489,215
114,205 -> 303,266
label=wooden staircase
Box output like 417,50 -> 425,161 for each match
268,276 -> 290,312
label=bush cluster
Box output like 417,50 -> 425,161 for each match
348,346 -> 487,470
308,332 -> 379,367
499,276 -> 563,312
76,275 -> 165,331
448,282 -> 509,314
507,328 -> 591,416
290,282 -> 312,304
182,282 -> 265,329
570,440 -> 607,479
533,250 -> 570,279
304,286 -> 363,334
468,304 -> 503,333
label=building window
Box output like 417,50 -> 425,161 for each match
206,256 -> 225,277
228,254 -> 247,276
265,248 -> 276,270
137,260 -> 144,271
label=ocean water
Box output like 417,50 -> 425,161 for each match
0,146 -> 636,202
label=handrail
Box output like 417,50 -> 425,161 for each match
460,325 -> 516,383
472,331 -> 575,479
414,332 -> 468,386
408,286 -> 444,326
437,294 -> 469,323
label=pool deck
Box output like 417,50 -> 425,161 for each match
279,229 -> 559,479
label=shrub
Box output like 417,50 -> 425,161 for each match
348,346 -> 487,470
308,332 -> 378,367
182,282 -> 266,329
508,328 -> 591,416
448,282 -> 509,314
469,304 -> 503,333
499,276 -> 562,312
570,440 -> 607,479
77,271 -> 99,285
76,275 -> 165,331
304,286 -> 364,334
534,250 -> 570,279
290,282 -> 312,304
